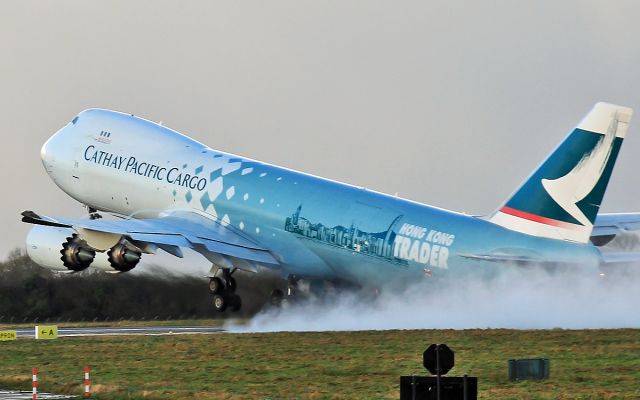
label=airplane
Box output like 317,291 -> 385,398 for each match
22,102 -> 640,312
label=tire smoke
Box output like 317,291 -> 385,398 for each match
238,264 -> 640,332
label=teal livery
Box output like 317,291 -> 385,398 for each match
502,128 -> 622,226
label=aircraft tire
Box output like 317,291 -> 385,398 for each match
209,277 -> 224,294
213,294 -> 227,312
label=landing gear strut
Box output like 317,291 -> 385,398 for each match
209,267 -> 241,312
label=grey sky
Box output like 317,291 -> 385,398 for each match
2,1 -> 640,258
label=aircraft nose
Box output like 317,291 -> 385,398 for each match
41,125 -> 68,173
40,132 -> 57,172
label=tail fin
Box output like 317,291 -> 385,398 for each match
489,102 -> 633,243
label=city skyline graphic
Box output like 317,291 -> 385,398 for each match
284,204 -> 407,264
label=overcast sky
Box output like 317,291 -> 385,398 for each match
2,1 -> 640,259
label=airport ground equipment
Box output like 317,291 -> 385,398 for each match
508,358 -> 550,381
401,344 -> 477,400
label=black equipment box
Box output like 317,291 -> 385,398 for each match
508,358 -> 549,381
400,376 -> 478,400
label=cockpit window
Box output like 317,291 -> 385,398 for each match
71,116 -> 79,124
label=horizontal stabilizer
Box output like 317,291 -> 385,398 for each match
592,213 -> 640,237
599,251 -> 640,265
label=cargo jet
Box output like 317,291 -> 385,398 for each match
22,103 -> 640,312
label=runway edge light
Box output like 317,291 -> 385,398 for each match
34,325 -> 58,340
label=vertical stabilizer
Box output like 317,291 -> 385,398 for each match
489,102 -> 632,243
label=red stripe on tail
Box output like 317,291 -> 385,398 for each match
500,206 -> 582,230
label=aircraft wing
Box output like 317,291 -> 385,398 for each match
21,210 -> 279,265
592,213 -> 640,236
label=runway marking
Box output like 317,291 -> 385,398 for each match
0,391 -> 73,399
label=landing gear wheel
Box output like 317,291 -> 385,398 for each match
208,267 -> 242,313
213,294 -> 227,312
229,294 -> 242,312
270,289 -> 285,307
209,277 -> 224,295
225,276 -> 237,293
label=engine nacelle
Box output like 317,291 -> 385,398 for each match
60,233 -> 95,271
26,226 -> 141,273
107,242 -> 142,272
27,226 -> 105,271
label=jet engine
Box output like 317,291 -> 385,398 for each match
26,226 -> 142,273
106,241 -> 142,272
60,233 -> 96,271
26,225 -> 107,271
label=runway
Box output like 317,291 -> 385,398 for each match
12,325 -> 226,338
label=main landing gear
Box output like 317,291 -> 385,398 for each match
209,268 -> 242,312
269,275 -> 309,308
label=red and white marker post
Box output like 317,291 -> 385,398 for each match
32,368 -> 37,400
84,366 -> 91,398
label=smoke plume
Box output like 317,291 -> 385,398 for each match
238,264 -> 640,332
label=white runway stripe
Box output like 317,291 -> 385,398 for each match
0,391 -> 73,399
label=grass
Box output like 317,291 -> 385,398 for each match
0,326 -> 639,399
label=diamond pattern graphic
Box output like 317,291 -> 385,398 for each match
200,192 -> 212,210
210,169 -> 222,182
226,186 -> 235,200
